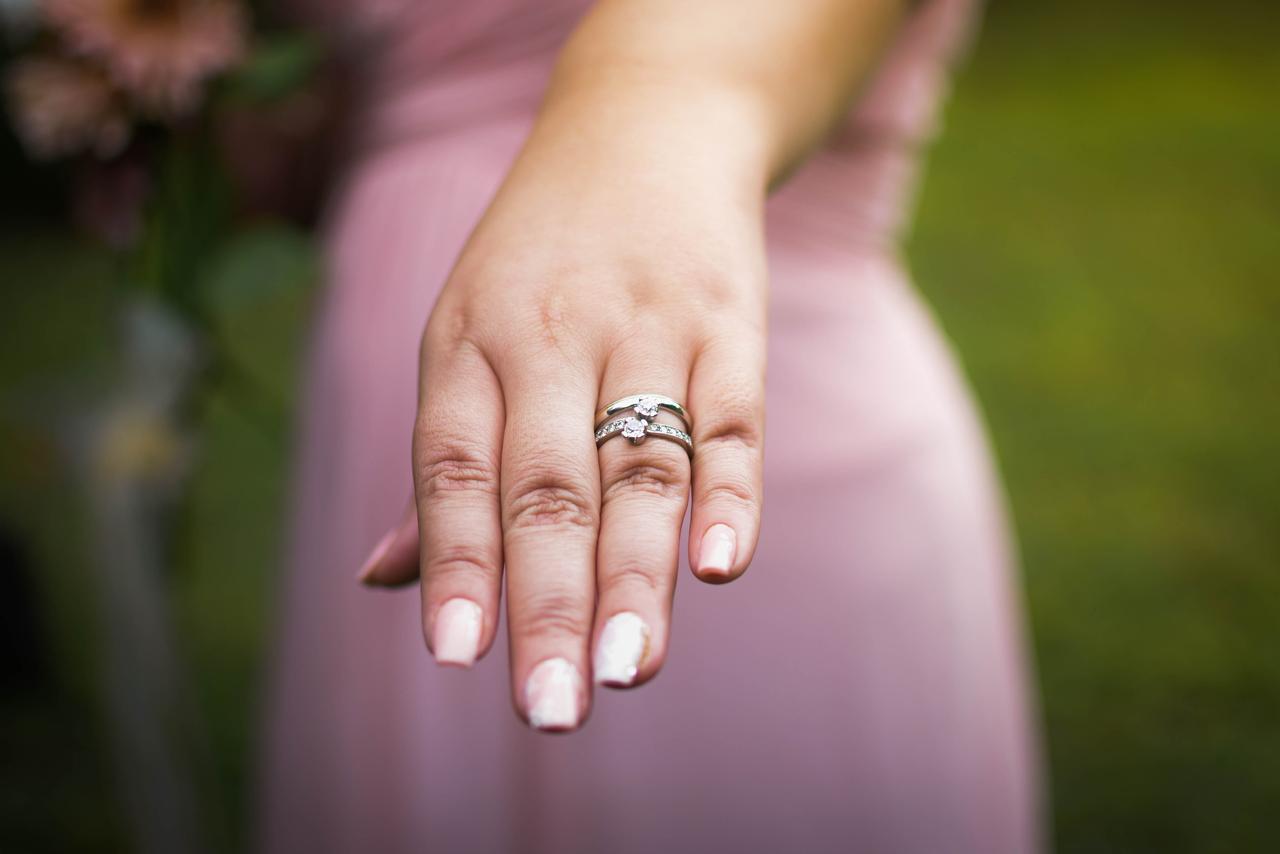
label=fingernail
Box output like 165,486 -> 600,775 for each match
524,657 -> 583,731
593,611 -> 651,687
698,524 -> 737,576
432,598 -> 483,667
356,529 -> 395,584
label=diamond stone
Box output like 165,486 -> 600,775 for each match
621,417 -> 648,441
634,396 -> 660,418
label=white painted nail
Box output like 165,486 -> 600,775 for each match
593,611 -> 651,687
524,657 -> 583,731
698,523 -> 737,576
432,598 -> 483,667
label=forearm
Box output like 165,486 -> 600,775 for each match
534,0 -> 909,193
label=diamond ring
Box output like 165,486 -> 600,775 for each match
594,417 -> 693,457
594,394 -> 691,432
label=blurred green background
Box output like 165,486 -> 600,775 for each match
1,0 -> 1276,851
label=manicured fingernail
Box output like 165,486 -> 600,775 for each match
698,524 -> 737,576
524,657 -> 583,731
594,611 -> 651,687
432,598 -> 483,667
356,529 -> 395,584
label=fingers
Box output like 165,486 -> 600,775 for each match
414,333 -> 505,668
499,357 -> 600,731
407,288 -> 763,731
357,502 -> 419,587
687,331 -> 765,583
592,348 -> 691,689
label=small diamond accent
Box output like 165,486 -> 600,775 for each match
634,396 -> 660,418
596,418 -> 630,441
595,416 -> 691,455
621,417 -> 648,441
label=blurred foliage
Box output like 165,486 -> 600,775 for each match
222,34 -> 322,104
1,0 -> 1277,852
0,5 -> 323,851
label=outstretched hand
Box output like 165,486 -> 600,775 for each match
358,86 -> 767,730
355,0 -> 906,730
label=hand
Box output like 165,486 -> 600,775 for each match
358,85 -> 769,730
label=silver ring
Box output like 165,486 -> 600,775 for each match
594,394 -> 691,431
595,416 -> 693,457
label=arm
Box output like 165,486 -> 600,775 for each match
360,0 -> 909,730
544,0 -> 907,185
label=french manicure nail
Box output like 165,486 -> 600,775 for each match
698,523 -> 737,576
594,611 -> 651,687
432,598 -> 483,667
356,529 -> 395,584
524,657 -> 583,731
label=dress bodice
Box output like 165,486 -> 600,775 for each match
292,0 -> 979,250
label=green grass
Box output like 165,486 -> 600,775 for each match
2,1 -> 1277,851
907,2 -> 1280,850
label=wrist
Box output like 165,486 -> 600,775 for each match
454,73 -> 772,302
517,75 -> 775,212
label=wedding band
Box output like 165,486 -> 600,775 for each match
594,394 -> 691,431
595,416 -> 693,457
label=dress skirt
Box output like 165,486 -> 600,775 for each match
260,0 -> 1043,850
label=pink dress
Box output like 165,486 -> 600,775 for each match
261,1 -> 1043,851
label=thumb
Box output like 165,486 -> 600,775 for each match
357,502 -> 421,587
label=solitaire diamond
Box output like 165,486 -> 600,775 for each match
621,417 -> 648,441
634,396 -> 660,418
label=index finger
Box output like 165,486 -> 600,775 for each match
414,329 -> 505,668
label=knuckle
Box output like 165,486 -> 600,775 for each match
532,285 -> 573,352
422,299 -> 476,356
504,471 -> 597,531
494,282 -> 592,361
692,274 -> 743,310
676,259 -> 749,309
601,454 -> 689,505
598,564 -> 666,600
696,411 -> 763,457
415,442 -> 500,499
696,476 -> 760,512
517,589 -> 592,640
699,296 -> 767,340
424,542 -> 498,583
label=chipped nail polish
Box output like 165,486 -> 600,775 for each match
524,657 -> 583,731
594,611 -> 651,687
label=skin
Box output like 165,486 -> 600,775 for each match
359,0 -> 909,729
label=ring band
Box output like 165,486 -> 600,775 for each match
594,394 -> 691,431
595,416 -> 693,457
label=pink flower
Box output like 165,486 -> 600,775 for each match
42,0 -> 247,117
5,54 -> 130,159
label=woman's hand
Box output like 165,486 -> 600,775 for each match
356,0 -> 907,730
363,82 -> 770,730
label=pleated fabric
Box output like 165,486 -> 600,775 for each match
260,1 -> 1044,851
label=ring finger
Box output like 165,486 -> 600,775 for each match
591,346 -> 693,688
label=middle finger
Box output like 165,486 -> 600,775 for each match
500,355 -> 600,732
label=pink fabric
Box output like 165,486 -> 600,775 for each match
260,1 -> 1043,851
